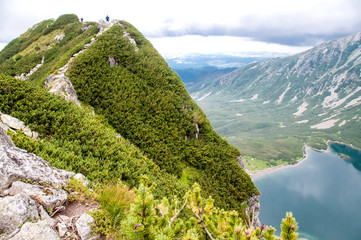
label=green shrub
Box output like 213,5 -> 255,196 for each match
44,14 -> 79,35
280,212 -> 299,240
14,54 -> 22,61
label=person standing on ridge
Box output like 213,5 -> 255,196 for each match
106,15 -> 110,21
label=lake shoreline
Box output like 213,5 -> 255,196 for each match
248,141 -> 358,179
249,144 -> 308,180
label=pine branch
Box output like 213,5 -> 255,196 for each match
158,206 -> 164,219
169,194 -> 188,227
190,205 -> 214,240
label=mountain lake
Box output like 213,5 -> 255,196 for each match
253,143 -> 361,240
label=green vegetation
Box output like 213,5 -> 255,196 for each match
280,212 -> 299,240
92,178 -> 297,239
68,22 -> 258,211
0,74 -> 186,198
243,155 -> 287,171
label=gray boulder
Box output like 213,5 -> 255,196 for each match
0,145 -> 74,191
0,194 -> 39,234
9,220 -> 60,240
73,173 -> 90,188
76,213 -> 100,240
4,181 -> 68,211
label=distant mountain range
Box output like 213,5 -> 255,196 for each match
167,54 -> 269,94
190,32 -> 361,165
165,54 -> 269,69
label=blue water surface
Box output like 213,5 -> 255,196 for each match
254,144 -> 361,240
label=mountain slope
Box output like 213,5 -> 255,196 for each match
0,14 -> 258,212
191,32 -> 361,166
173,66 -> 237,92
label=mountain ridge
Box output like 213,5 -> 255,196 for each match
0,14 -> 257,212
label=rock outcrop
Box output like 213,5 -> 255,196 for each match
0,129 -> 99,239
246,194 -> 261,228
44,36 -> 98,108
44,64 -> 82,108
4,181 -> 68,211
237,156 -> 246,170
97,19 -> 138,50
76,213 -> 99,240
0,145 -> 73,191
97,19 -> 121,36
54,34 -> 65,43
0,112 -> 39,139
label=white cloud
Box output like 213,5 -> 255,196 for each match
149,35 -> 311,57
1,0 -> 361,56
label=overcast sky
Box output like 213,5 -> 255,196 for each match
1,0 -> 361,57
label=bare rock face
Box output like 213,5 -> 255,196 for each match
8,220 -> 60,240
81,25 -> 93,32
0,145 -> 74,191
0,127 -> 14,147
237,156 -> 246,170
97,19 -> 121,36
4,181 -> 68,211
109,56 -> 118,67
44,70 -> 82,108
246,194 -> 261,228
0,194 -> 39,234
54,34 -> 65,43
